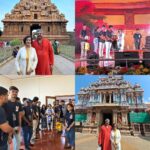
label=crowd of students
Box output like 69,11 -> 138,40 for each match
0,86 -> 75,150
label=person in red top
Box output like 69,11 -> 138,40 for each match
32,29 -> 54,75
98,119 -> 112,150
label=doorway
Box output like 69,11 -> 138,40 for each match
103,113 -> 113,125
30,24 -> 41,39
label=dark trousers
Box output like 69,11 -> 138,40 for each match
22,126 -> 33,149
135,41 -> 141,50
66,127 -> 75,147
0,144 -> 8,150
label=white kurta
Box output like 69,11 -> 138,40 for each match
110,129 -> 121,150
15,46 -> 38,75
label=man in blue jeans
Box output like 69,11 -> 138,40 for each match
0,86 -> 13,150
22,99 -> 33,150
3,86 -> 23,150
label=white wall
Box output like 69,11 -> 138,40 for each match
0,76 -> 11,89
11,76 -> 75,104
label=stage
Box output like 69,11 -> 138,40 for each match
76,49 -> 150,68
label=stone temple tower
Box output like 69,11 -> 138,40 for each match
1,0 -> 69,43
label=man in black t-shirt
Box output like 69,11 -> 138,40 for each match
0,86 -> 13,150
22,99 -> 33,150
3,86 -> 23,150
105,25 -> 114,59
79,24 -> 88,58
133,28 -> 142,50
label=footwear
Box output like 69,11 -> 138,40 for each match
64,146 -> 71,149
30,143 -> 34,147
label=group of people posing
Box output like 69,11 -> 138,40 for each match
79,24 -> 142,59
0,86 -> 75,150
98,119 -> 121,150
15,29 -> 54,75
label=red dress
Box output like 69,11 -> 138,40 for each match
32,38 -> 54,75
98,125 -> 112,150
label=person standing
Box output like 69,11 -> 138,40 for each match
0,87 -> 14,150
53,40 -> 60,55
22,100 -> 33,150
79,24 -> 88,58
98,119 -> 112,150
31,97 -> 39,143
99,25 -> 106,57
3,86 -> 23,150
41,105 -> 47,131
133,28 -> 142,50
65,103 -> 75,150
32,29 -> 54,75
46,104 -> 54,131
93,27 -> 100,54
117,30 -> 125,51
105,25 -> 114,59
110,123 -> 121,150
16,36 -> 38,75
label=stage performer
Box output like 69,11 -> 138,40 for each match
79,24 -> 88,58
93,26 -> 100,53
105,25 -> 114,59
98,119 -> 112,150
133,29 -> 142,50
99,25 -> 106,57
117,30 -> 125,51
32,29 -> 54,75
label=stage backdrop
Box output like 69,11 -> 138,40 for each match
76,0 -> 150,54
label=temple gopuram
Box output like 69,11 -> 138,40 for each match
1,0 -> 69,43
76,76 -> 150,136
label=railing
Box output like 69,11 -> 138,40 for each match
75,58 -> 150,68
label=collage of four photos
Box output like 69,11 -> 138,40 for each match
0,0 -> 150,150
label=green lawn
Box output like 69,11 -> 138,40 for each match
59,45 -> 75,60
0,47 -> 14,63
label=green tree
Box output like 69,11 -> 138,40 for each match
10,39 -> 22,46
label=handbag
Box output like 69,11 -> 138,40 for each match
97,146 -> 101,150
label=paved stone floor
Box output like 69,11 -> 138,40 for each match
0,55 -> 74,75
76,133 -> 150,150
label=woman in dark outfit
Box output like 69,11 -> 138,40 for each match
22,100 -> 33,150
65,103 -> 75,150
41,105 -> 47,131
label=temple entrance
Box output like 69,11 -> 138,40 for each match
30,24 -> 41,39
103,113 -> 113,125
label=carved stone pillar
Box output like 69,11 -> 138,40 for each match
103,94 -> 106,103
109,93 -> 111,103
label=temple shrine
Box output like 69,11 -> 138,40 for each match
1,0 -> 69,43
76,76 -> 150,136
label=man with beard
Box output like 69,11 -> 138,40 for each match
32,29 -> 54,75
98,119 -> 112,150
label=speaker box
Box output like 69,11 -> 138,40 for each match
143,52 -> 150,67
115,52 -> 139,67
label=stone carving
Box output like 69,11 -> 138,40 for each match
2,0 -> 69,42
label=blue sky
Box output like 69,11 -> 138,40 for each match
0,0 -> 74,31
76,75 -> 150,103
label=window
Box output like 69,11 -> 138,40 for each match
48,27 -> 50,32
34,14 -> 38,19
21,26 -> 23,32
35,6 -> 37,10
